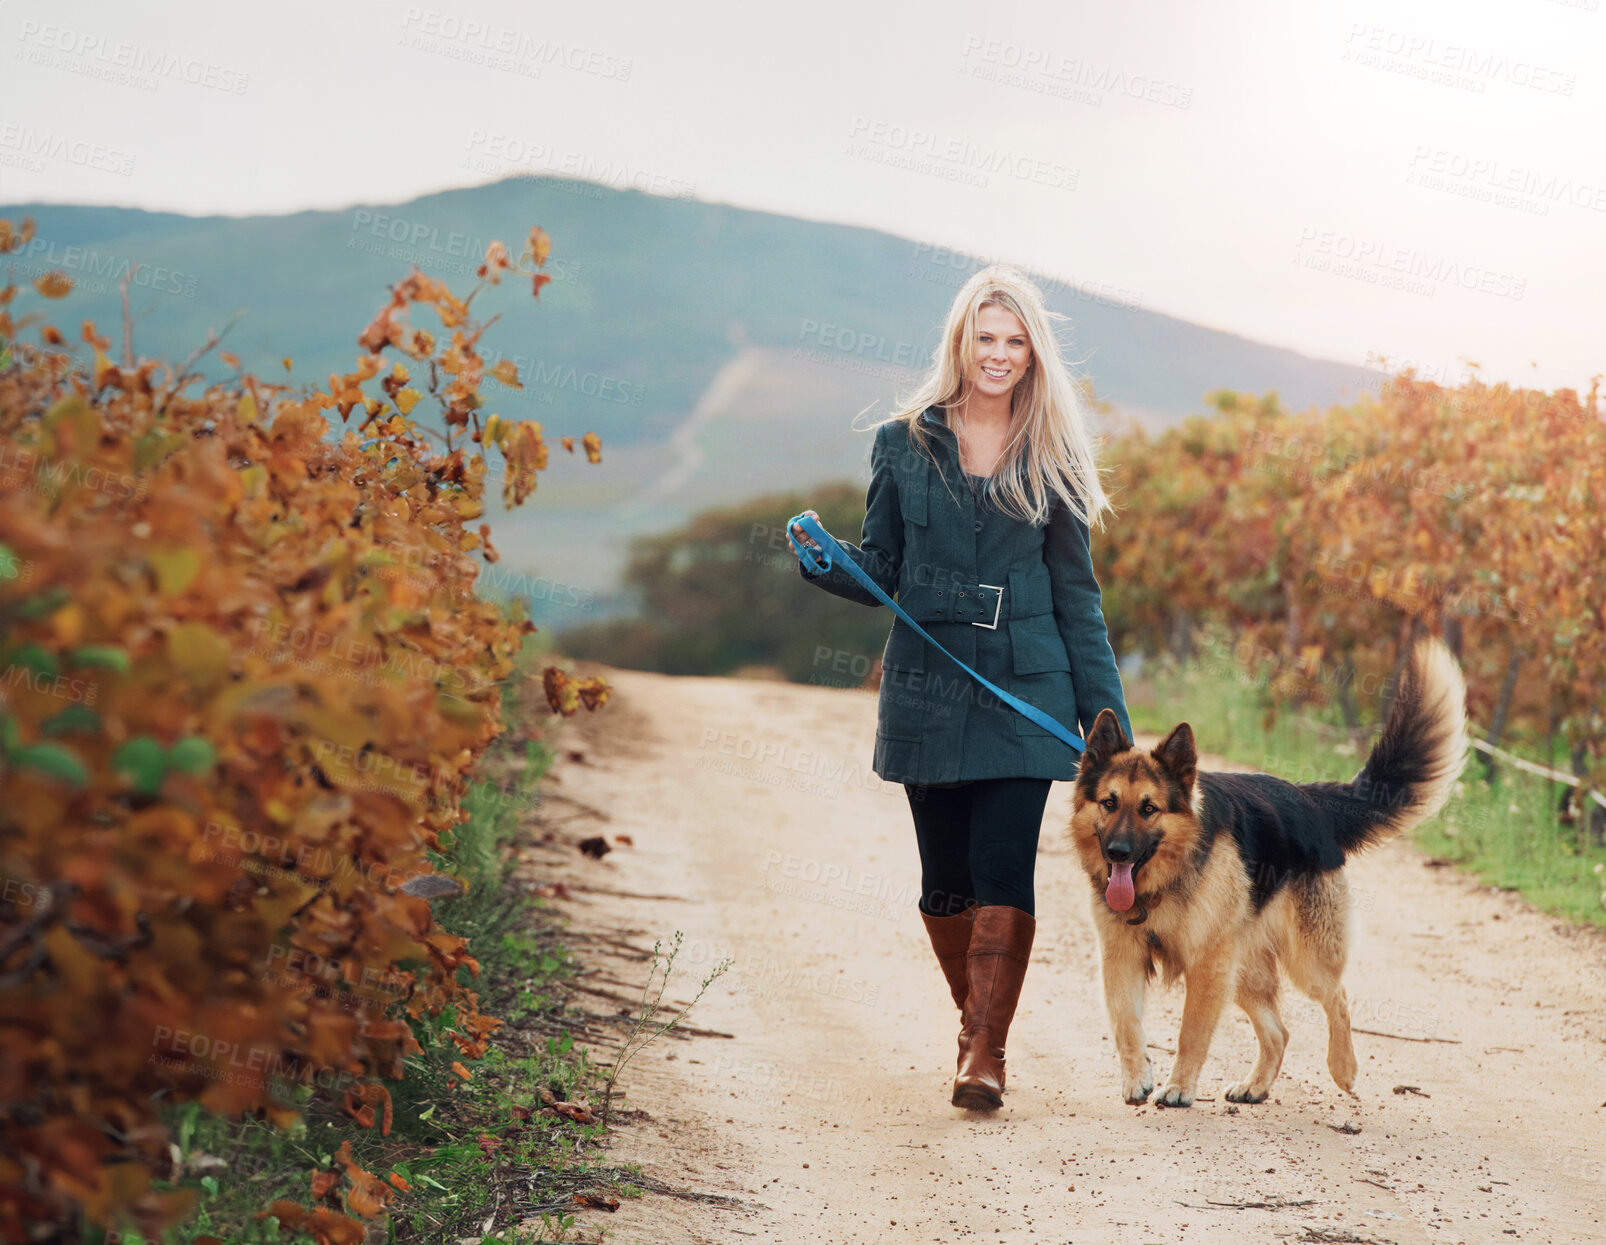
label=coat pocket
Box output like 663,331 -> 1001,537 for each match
874,732 -> 921,779
1008,617 -> 1072,675
1006,617 -> 1077,737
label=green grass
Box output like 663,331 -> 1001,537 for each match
1126,658 -> 1606,930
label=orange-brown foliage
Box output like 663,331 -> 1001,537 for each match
1099,373 -> 1606,767
0,218 -> 609,1242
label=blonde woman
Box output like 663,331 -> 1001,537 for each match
789,264 -> 1133,1110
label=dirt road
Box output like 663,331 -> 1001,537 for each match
539,666 -> 1606,1244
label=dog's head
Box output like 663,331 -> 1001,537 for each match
1070,710 -> 1202,918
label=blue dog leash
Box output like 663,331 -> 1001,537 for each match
787,513 -> 1085,754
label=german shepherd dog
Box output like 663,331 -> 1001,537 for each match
1069,637 -> 1468,1107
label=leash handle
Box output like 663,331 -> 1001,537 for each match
786,512 -> 1085,754
788,509 -> 832,573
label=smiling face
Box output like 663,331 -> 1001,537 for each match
962,302 -> 1034,402
1070,711 -> 1203,914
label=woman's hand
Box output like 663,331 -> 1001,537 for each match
788,509 -> 824,561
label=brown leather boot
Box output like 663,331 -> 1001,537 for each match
919,906 -> 976,1010
951,904 -> 1035,1110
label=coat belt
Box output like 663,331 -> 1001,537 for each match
897,572 -> 1055,625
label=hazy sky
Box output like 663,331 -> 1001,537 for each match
3,0 -> 1603,394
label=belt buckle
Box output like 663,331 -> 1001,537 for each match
973,583 -> 1004,630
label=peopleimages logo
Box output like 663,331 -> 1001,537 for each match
907,240 -> 1145,311
797,318 -> 926,368
1340,25 -> 1575,96
1293,226 -> 1525,301
463,131 -> 694,199
476,347 -> 645,406
15,21 -> 250,93
846,118 -> 1079,191
399,9 -> 632,81
345,209 -> 585,285
0,443 -> 148,501
0,125 -> 136,176
1406,146 -> 1606,215
7,237 -> 196,299
958,37 -> 1194,109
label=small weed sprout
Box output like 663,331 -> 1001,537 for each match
601,930 -> 732,1126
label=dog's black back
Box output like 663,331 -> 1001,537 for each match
1195,773 -> 1361,911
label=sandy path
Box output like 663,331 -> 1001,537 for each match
539,665 -> 1606,1245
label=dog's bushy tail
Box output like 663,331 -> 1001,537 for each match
1330,636 -> 1470,854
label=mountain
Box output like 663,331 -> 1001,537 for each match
3,178 -> 1380,619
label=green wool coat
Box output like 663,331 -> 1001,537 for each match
798,405 -> 1134,785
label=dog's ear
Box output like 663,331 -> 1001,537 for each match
1152,721 -> 1197,789
1082,708 -> 1131,772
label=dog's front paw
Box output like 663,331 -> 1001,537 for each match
1154,1082 -> 1195,1108
1224,1081 -> 1268,1104
1121,1057 -> 1154,1104
1121,1054 -> 1154,1104
1328,1048 -> 1358,1096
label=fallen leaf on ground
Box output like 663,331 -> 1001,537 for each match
551,1099 -> 597,1124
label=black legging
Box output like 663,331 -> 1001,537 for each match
903,777 -> 1053,918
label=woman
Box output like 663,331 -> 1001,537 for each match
788,264 -> 1133,1111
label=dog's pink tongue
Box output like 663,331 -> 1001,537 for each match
1105,862 -> 1135,912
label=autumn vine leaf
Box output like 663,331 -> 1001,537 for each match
525,225 -> 553,298
32,272 -> 73,299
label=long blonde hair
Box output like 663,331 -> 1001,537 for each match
870,264 -> 1114,530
